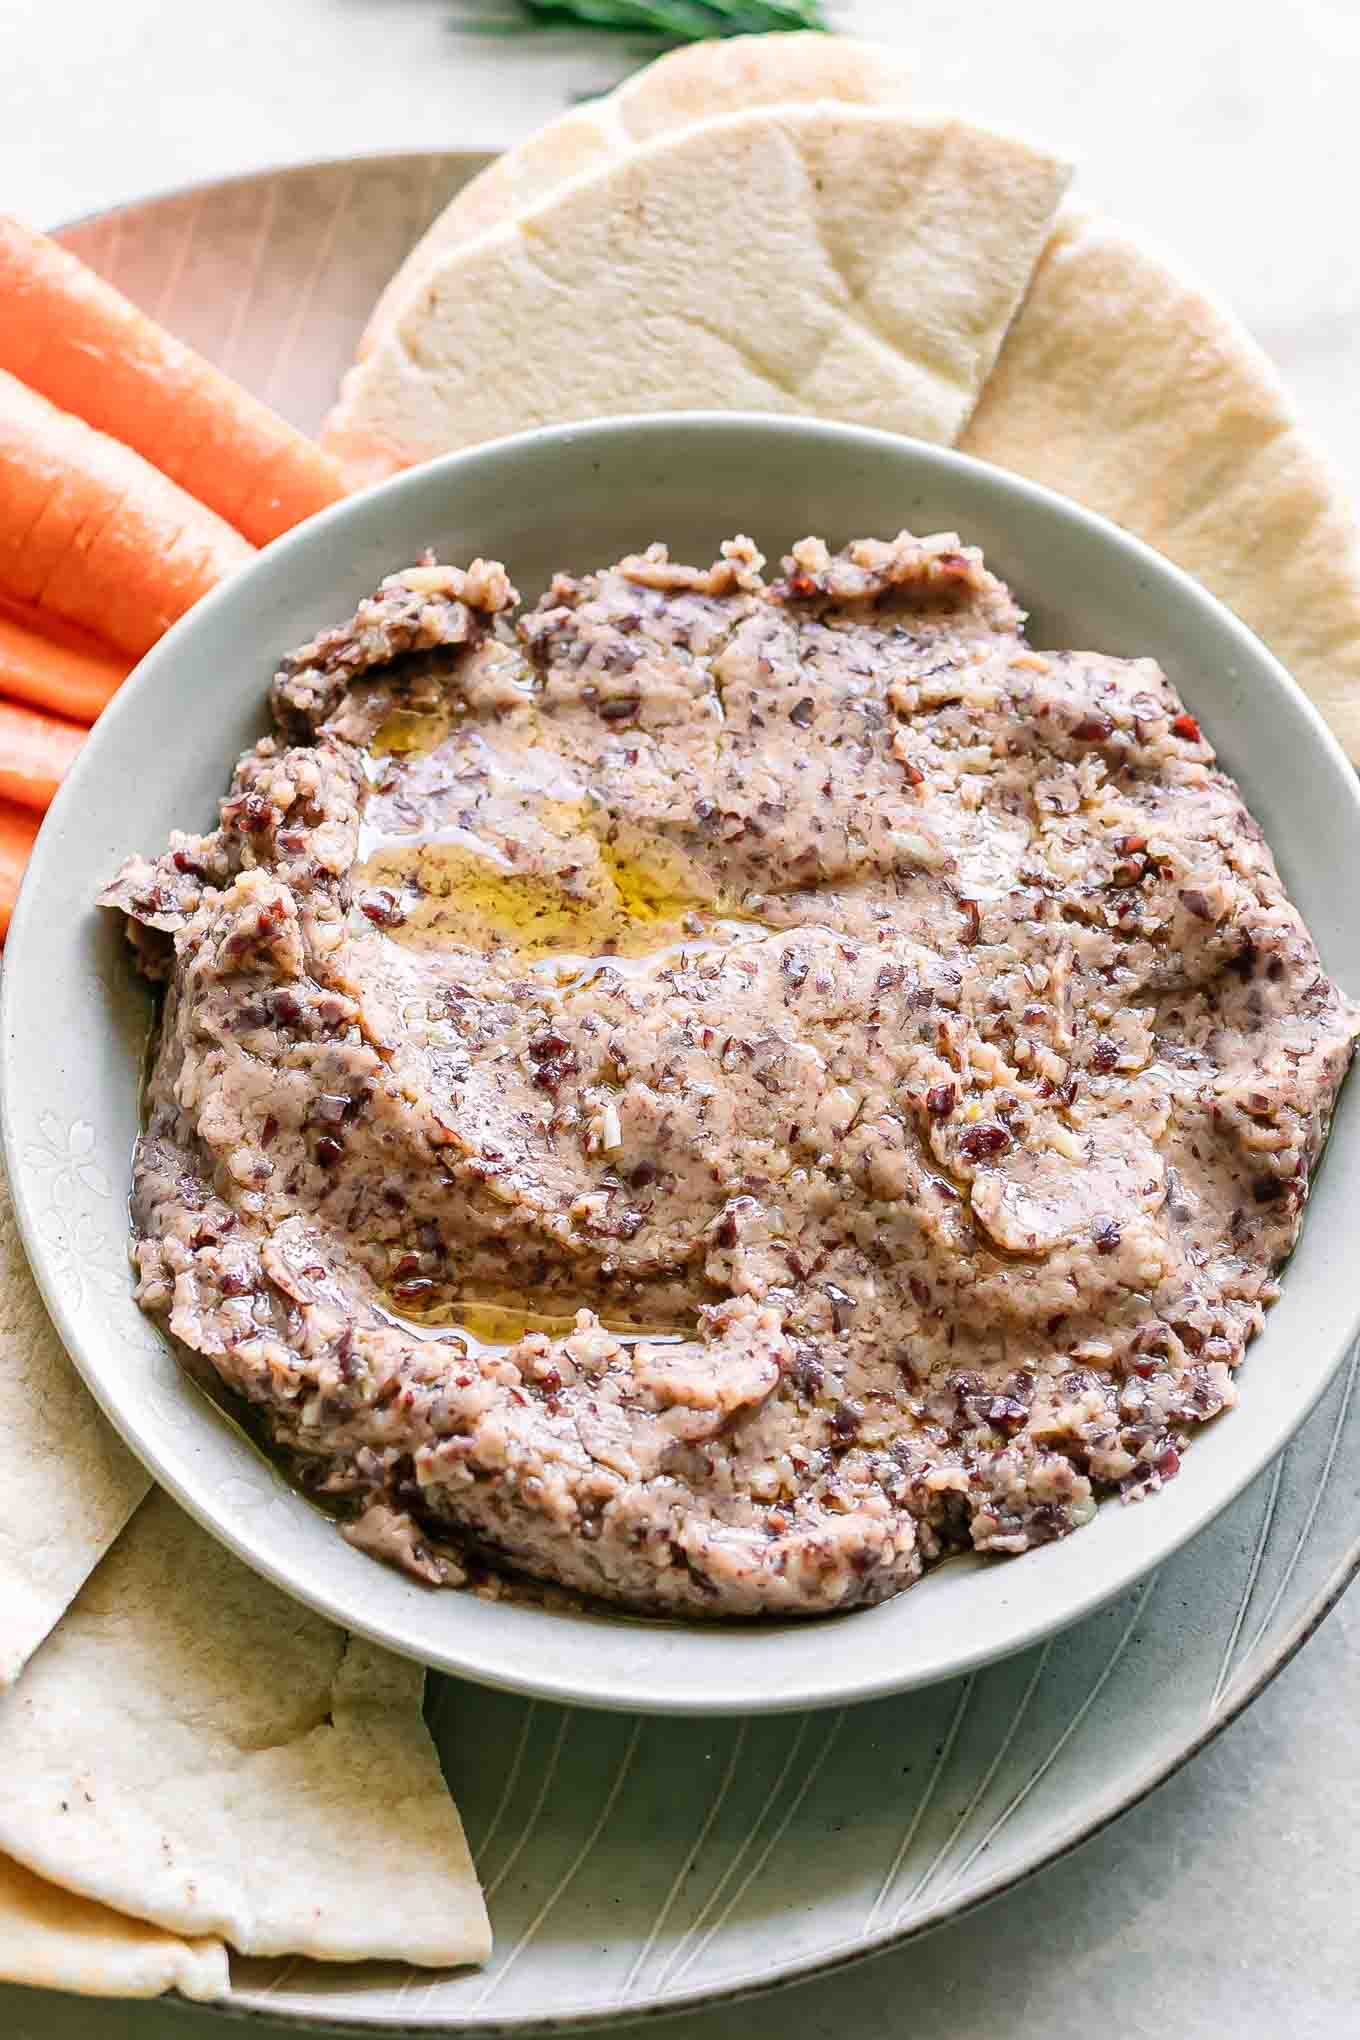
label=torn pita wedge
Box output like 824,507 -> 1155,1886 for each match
0,1167 -> 148,1687
359,32 -> 915,360
0,1852 -> 227,2001
961,205 -> 1360,760
325,105 -> 1071,488
0,1491 -> 490,1968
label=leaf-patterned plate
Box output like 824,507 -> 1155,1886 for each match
3,156 -> 1356,2030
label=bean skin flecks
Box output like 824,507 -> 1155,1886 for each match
100,534 -> 1358,1616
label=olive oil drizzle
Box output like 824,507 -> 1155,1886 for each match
379,1293 -> 687,1352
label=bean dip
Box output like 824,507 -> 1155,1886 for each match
102,532 -> 1358,1616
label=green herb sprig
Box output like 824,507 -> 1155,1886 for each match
468,0 -> 830,42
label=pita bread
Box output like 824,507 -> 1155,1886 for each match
324,105 -> 1071,488
359,104 -> 621,356
961,205 -> 1360,759
0,1491 -> 490,1968
613,29 -> 915,141
0,1852 -> 227,2001
0,1167 -> 148,1687
358,32 -> 914,360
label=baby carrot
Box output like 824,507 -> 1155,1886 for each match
0,369 -> 254,659
0,599 -> 129,723
0,216 -> 347,545
0,798 -> 40,940
0,696 -> 83,811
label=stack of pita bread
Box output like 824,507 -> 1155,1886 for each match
325,30 -> 1360,761
0,1173 -> 489,2001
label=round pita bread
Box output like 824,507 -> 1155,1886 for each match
342,31 -> 1360,757
961,204 -> 1360,760
357,32 -> 914,360
0,1852 -> 227,2002
0,1167 -> 148,1688
325,104 -> 1071,489
0,1492 -> 489,1967
612,29 -> 917,140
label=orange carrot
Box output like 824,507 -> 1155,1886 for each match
0,369 -> 254,659
0,797 -> 39,940
0,216 -> 347,546
0,598 -> 129,723
0,696 -> 83,811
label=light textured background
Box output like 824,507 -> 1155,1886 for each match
0,1 -> 1357,2034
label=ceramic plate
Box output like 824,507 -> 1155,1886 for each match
1,156 -> 1356,2030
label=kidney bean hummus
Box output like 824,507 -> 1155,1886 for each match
102,531 -> 1358,1618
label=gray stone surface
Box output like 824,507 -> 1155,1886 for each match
1,1 -> 1357,2032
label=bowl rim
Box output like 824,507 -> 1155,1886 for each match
6,408 -> 1359,1717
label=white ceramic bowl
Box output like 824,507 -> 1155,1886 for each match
5,413 -> 1359,1716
